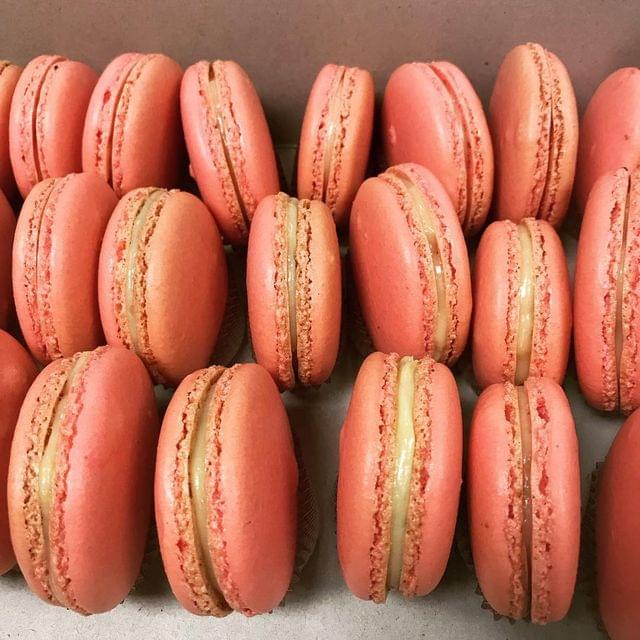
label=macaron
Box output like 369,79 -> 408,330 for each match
489,43 -> 578,226
0,61 -> 21,202
574,166 -> 640,413
13,172 -> 118,363
0,189 -> 15,329
246,192 -> 341,390
382,61 -> 493,235
9,55 -> 97,198
82,53 -> 183,198
468,378 -> 580,623
98,187 -> 228,387
0,330 -> 37,574
337,352 -> 462,602
576,67 -> 640,212
181,60 -> 280,245
155,362 -> 298,616
350,162 -> 472,364
596,407 -> 640,640
472,218 -> 571,389
7,345 -> 159,614
297,64 -> 374,226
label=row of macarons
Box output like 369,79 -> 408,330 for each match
0,45 -> 638,245
0,333 -> 634,640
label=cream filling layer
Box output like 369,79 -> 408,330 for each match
124,190 -> 163,353
207,63 -> 248,225
516,385 -> 533,610
514,224 -> 535,385
38,353 -> 90,604
396,173 -> 448,360
286,198 -> 298,357
321,67 -> 346,201
387,356 -> 417,589
189,381 -> 223,596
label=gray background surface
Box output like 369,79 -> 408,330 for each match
0,0 -> 634,637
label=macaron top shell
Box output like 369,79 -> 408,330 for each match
13,172 -> 118,363
155,363 -> 298,616
382,61 -> 494,235
181,60 -> 280,245
490,43 -> 578,226
297,64 -> 375,226
82,53 -> 183,197
574,166 -> 640,413
0,330 -> 37,574
0,189 -> 15,329
9,55 -> 97,198
472,218 -> 571,389
247,192 -> 341,390
576,67 -> 640,211
0,61 -> 21,202
7,345 -> 159,614
337,352 -> 462,601
597,408 -> 640,640
99,187 -> 228,387
468,378 -> 580,623
350,162 -> 471,364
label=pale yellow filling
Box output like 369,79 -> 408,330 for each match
397,174 -> 448,360
515,224 -> 535,385
387,356 -> 417,589
38,353 -> 89,603
124,190 -> 163,352
517,385 -> 533,600
188,383 -> 222,594
286,198 -> 298,356
322,68 -> 346,200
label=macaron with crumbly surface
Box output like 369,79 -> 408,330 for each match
337,352 -> 462,602
0,61 -> 21,202
155,362 -> 298,616
297,64 -> 374,226
350,162 -> 472,365
473,218 -> 571,389
7,345 -> 159,614
490,43 -> 578,227
181,60 -> 280,245
246,192 -> 341,390
468,378 -> 580,623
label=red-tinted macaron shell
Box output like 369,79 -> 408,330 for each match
155,363 -> 298,615
0,62 -> 21,202
576,67 -> 640,212
181,60 -> 280,245
597,408 -> 640,640
7,345 -> 159,613
0,330 -> 37,574
9,55 -> 97,198
13,173 -> 117,363
0,190 -> 15,329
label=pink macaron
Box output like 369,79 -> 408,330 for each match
337,352 -> 462,602
0,330 -> 37,574
472,218 -> 571,389
181,60 -> 280,245
490,43 -> 578,226
246,192 -> 341,390
468,378 -> 580,623
576,67 -> 640,212
350,162 -> 472,364
596,407 -> 640,640
7,345 -> 159,614
382,61 -> 494,235
0,61 -> 21,203
0,189 -> 15,329
155,362 -> 298,616
82,53 -> 183,198
297,64 -> 374,226
13,172 -> 118,363
9,55 -> 97,198
574,166 -> 640,413
99,187 -> 228,387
